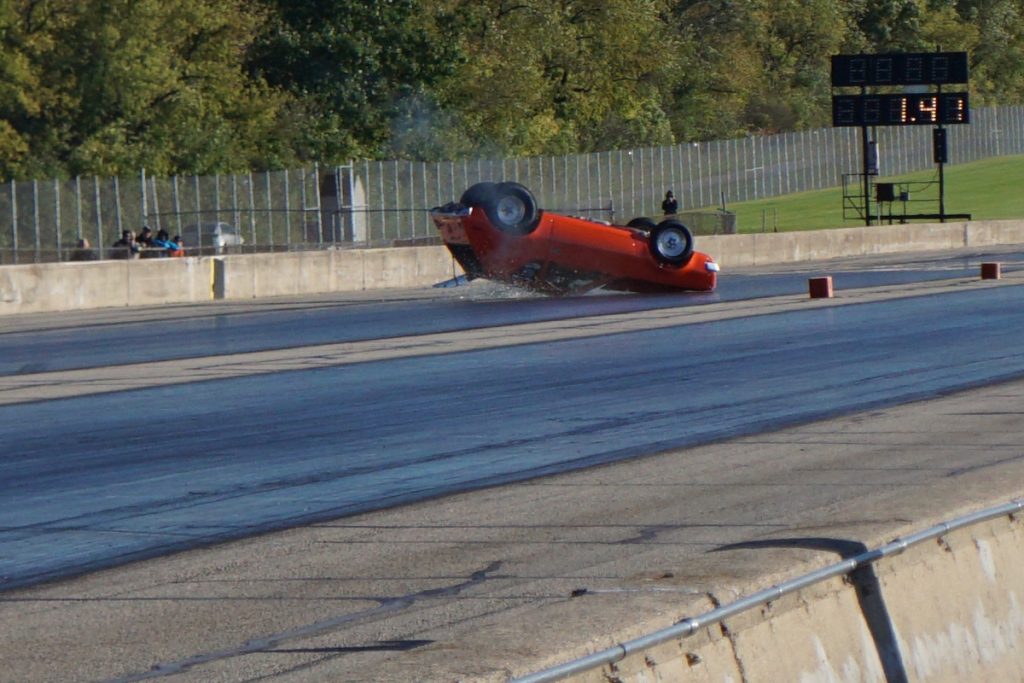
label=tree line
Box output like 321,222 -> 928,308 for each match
0,0 -> 1021,180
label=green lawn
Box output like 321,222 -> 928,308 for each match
719,154 -> 1024,233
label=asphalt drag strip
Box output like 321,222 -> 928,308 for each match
1,271 -> 1020,407
3,372 -> 1024,682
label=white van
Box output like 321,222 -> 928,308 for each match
181,222 -> 244,254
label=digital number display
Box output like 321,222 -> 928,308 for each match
831,52 -> 969,87
831,93 -> 970,127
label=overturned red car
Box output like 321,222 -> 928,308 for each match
430,181 -> 718,294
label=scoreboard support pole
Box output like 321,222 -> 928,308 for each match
938,135 -> 945,222
860,85 -> 872,227
935,85 -> 946,222
861,123 -> 872,226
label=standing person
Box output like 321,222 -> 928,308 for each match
661,190 -> 678,215
110,230 -> 139,259
137,226 -> 154,247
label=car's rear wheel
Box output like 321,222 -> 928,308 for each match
462,182 -> 539,235
649,220 -> 694,265
460,182 -> 497,208
627,217 -> 657,231
483,182 -> 540,234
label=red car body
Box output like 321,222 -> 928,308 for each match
431,182 -> 718,294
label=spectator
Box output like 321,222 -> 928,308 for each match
169,235 -> 186,257
151,228 -> 175,257
661,190 -> 678,215
110,230 -> 139,259
69,238 -> 98,261
137,225 -> 154,247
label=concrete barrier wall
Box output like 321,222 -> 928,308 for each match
2,219 -> 1024,316
573,514 -> 1024,682
699,221 -> 984,268
0,257 -> 213,315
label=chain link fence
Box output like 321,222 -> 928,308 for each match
1,105 -> 1022,264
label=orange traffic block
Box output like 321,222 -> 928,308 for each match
809,276 -> 834,299
981,262 -> 1001,280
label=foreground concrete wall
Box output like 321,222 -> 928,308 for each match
2,219 -> 1023,316
572,514 -> 1024,682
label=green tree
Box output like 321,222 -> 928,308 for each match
745,0 -> 852,130
853,0 -> 924,48
0,0 -> 296,179
0,0 -> 1022,177
430,0 -> 680,157
665,0 -> 764,139
54,0 -> 296,176
955,0 -> 1024,103
0,0 -> 74,178
249,0 -> 461,162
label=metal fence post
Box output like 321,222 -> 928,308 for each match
140,168 -> 147,227
150,176 -> 161,232
32,179 -> 40,262
172,175 -> 182,237
75,176 -> 83,240
231,174 -> 239,234
193,175 -> 200,231
214,173 -> 221,224
283,169 -> 291,246
264,171 -> 272,245
314,163 -> 323,245
113,176 -> 123,236
248,171 -> 257,248
93,176 -> 102,252
53,178 -> 61,260
10,179 -> 17,264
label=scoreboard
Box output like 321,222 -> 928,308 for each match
832,92 -> 969,127
831,52 -> 969,87
830,51 -> 970,128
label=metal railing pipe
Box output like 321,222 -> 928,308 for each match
512,499 -> 1023,683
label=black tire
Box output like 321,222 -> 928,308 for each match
483,182 -> 540,234
649,219 -> 694,265
459,182 -> 497,208
627,217 -> 657,231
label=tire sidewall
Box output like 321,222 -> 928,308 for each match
627,217 -> 657,230
649,220 -> 694,265
460,182 -> 497,208
485,182 -> 540,235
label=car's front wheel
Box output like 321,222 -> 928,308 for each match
649,220 -> 694,265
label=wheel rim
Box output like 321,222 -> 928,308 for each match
655,228 -> 688,258
496,195 -> 526,226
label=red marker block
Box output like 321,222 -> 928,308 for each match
808,276 -> 834,299
981,262 -> 1001,280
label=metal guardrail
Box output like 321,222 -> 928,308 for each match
511,498 -> 1024,683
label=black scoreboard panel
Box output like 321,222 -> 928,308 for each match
832,92 -> 970,127
831,52 -> 968,87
